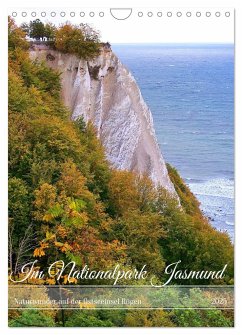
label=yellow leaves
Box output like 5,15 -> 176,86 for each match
60,242 -> 72,253
40,242 -> 49,248
68,200 -> 79,211
48,260 -> 63,279
8,269 -> 45,285
62,274 -> 77,284
34,229 -> 73,258
45,231 -> 55,240
125,310 -> 174,327
57,225 -> 67,238
33,248 -> 45,257
28,86 -> 43,105
55,24 -> 78,52
100,218 -> 113,232
54,241 -> 72,253
79,302 -> 95,309
54,241 -> 64,247
70,211 -> 89,226
62,275 -> 69,284
33,242 -> 49,257
33,183 -> 57,221
8,17 -> 29,51
56,160 -> 94,201
43,213 -> 53,222
34,184 -> 57,207
46,278 -> 56,285
47,262 -> 78,285
108,170 -> 140,216
49,260 -> 63,274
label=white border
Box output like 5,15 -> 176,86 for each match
1,0 -> 241,334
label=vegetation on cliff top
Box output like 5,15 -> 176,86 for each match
8,18 -> 234,327
21,19 -> 101,60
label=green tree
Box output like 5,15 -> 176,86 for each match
167,163 -> 202,217
29,19 -> 45,40
107,170 -> 140,216
8,177 -> 33,274
158,201 -> 234,284
112,211 -> 165,275
125,310 -> 174,327
65,310 -> 113,327
54,23 -> 100,60
44,22 -> 57,41
8,17 -> 29,51
173,308 -> 233,327
8,177 -> 30,237
20,22 -> 30,36
9,310 -> 55,327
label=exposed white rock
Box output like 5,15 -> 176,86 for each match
30,46 -> 177,197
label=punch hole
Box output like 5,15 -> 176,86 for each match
215,12 -> 221,17
60,12 -> 66,17
196,12 -> 201,17
110,8 -> 132,20
177,12 -> 182,17
51,12 -> 56,17
22,12 -> 27,17
12,12 -> 17,17
206,12 -> 211,17
89,12 -> 95,17
80,12 -> 85,17
70,12 -> 75,17
31,12 -> 36,17
99,12 -> 104,17
157,12 -> 162,17
147,12 -> 153,17
138,12 -> 143,17
167,12 -> 172,17
41,12 -> 46,17
225,12 -> 230,17
186,12 -> 192,17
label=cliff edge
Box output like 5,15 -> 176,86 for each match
30,45 -> 177,197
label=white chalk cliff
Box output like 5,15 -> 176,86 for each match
30,45 -> 177,197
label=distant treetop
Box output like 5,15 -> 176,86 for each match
20,19 -> 103,60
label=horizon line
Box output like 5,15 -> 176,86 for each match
111,42 -> 234,45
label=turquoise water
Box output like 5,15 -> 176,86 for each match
112,44 -> 234,240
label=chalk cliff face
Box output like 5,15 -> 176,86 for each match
30,46 -> 177,197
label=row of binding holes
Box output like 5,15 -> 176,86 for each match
12,11 -> 231,18
139,11 -> 230,17
11,12 -> 105,17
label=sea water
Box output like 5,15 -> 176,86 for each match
112,44 -> 234,241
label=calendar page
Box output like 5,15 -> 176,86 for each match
8,7 -> 234,328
